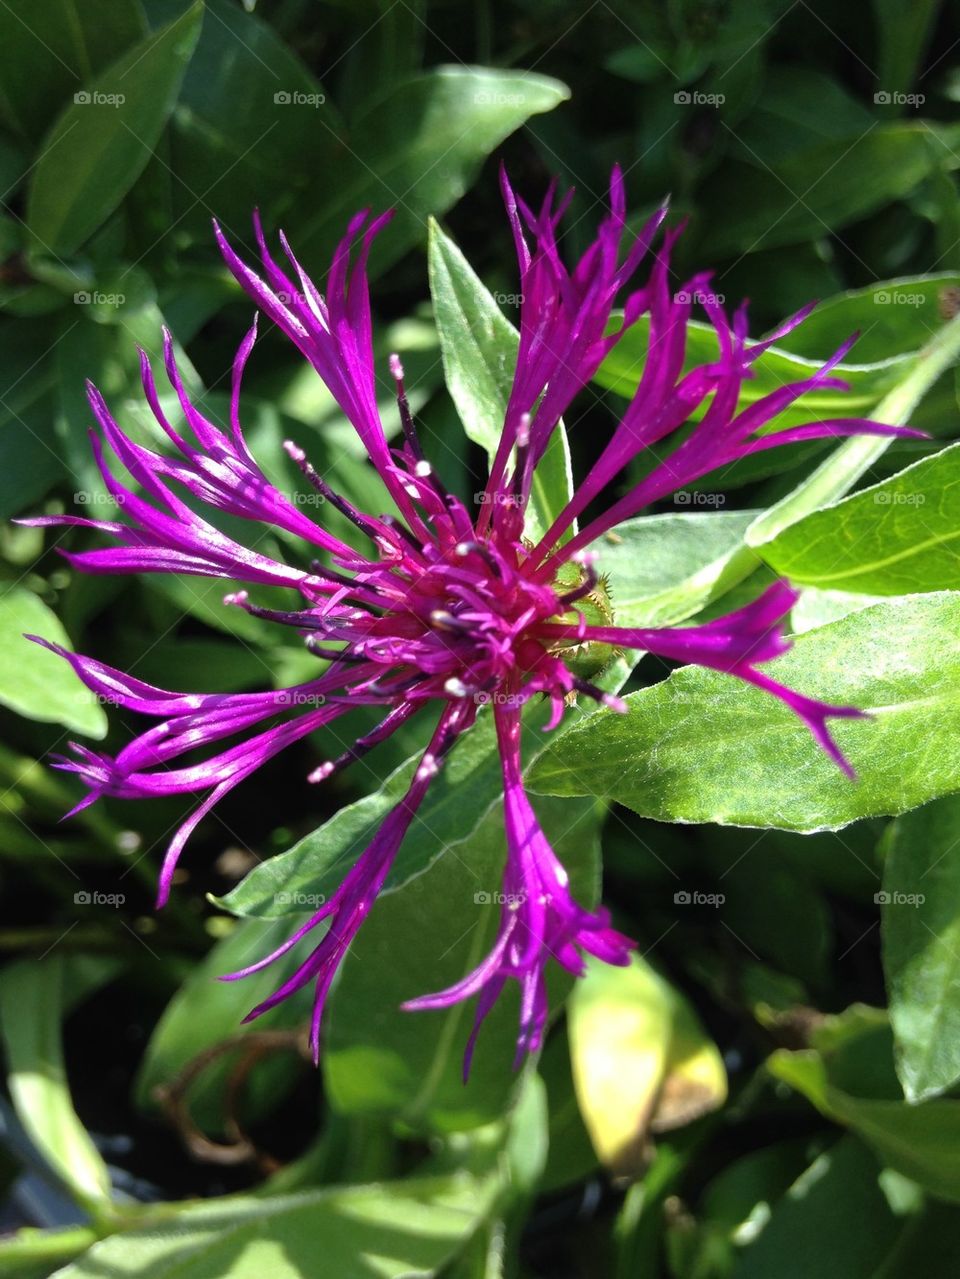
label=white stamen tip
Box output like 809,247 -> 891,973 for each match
283,440 -> 306,463
414,459 -> 432,478
416,753 -> 439,781
444,677 -> 469,698
224,590 -> 249,606
389,352 -> 404,380
403,483 -> 419,498
308,761 -> 336,783
517,413 -> 531,447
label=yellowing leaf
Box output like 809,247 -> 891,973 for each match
568,954 -> 726,1177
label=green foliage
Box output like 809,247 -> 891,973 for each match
3,1 -> 960,1276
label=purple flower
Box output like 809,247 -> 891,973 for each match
25,167 -> 915,1073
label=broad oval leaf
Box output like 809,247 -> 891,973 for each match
594,510 -> 760,627
529,593 -> 960,832
295,66 -> 570,274
0,585 -> 107,736
50,1174 -> 496,1278
568,952 -> 726,1177
759,443 -> 960,594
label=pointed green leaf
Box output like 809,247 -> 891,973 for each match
759,443 -> 960,594
27,2 -> 203,254
529,594 -> 960,832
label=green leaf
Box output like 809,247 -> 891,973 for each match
700,123 -> 960,258
0,317 -> 65,516
771,275 -> 960,365
872,0 -> 941,118
26,2 -> 203,255
758,443 -> 960,594
528,593 -> 960,832
728,68 -> 874,166
594,510 -> 760,626
0,1226 -> 98,1279
217,709 -> 537,919
0,0 -> 146,143
730,1137 -> 900,1279
134,918 -> 312,1134
568,953 -> 726,1176
51,1175 -> 496,1278
883,796 -> 960,1102
0,955 -> 112,1210
324,795 -> 600,1132
168,0 -> 340,240
0,585 -> 107,736
770,1026 -> 960,1202
294,66 -> 569,274
746,307 -> 960,550
428,217 -> 573,542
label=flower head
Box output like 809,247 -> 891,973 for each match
25,167 -> 914,1071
